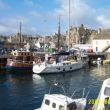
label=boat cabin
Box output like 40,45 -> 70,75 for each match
38,94 -> 85,110
9,50 -> 34,64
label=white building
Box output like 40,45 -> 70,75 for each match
92,29 -> 110,52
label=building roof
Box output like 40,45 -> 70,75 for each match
94,29 -> 110,40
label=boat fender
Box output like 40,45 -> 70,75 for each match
37,59 -> 42,66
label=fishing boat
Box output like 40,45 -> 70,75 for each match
35,83 -> 89,110
92,78 -> 110,110
6,50 -> 34,70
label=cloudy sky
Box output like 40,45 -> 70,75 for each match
0,0 -> 110,35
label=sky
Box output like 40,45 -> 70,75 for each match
0,0 -> 110,36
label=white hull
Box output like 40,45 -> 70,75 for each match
35,98 -> 86,110
33,61 -> 83,74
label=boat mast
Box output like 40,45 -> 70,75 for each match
68,0 -> 70,50
19,22 -> 22,44
58,15 -> 61,52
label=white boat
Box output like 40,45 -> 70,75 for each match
33,53 -> 83,74
92,78 -> 110,110
35,83 -> 89,110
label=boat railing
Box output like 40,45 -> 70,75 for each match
71,88 -> 91,99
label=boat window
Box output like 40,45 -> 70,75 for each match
67,102 -> 77,110
59,105 -> 64,110
63,63 -> 65,65
70,67 -> 72,69
57,67 -> 60,70
104,87 -> 110,96
45,99 -> 50,105
52,103 -> 56,108
63,68 -> 65,71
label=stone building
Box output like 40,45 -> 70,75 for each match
66,24 -> 96,48
51,33 -> 66,49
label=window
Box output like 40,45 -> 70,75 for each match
59,105 -> 64,110
52,103 -> 56,108
104,87 -> 110,96
63,68 -> 65,71
96,47 -> 98,51
70,67 -> 72,69
57,67 -> 60,70
63,63 -> 65,65
45,99 -> 50,105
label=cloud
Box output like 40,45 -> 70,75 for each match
97,15 -> 110,28
54,0 -> 97,27
0,16 -> 38,35
1,0 -> 110,35
0,0 -> 10,9
24,0 -> 34,7
30,0 -> 101,34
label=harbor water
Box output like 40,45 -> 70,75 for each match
0,65 -> 110,110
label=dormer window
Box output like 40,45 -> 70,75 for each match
45,99 -> 50,105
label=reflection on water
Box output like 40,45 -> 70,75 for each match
0,65 -> 110,110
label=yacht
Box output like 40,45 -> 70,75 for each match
33,52 -> 84,74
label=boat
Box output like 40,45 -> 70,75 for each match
33,13 -> 85,74
6,50 -> 34,70
92,78 -> 110,110
33,52 -> 84,74
35,83 -> 89,110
